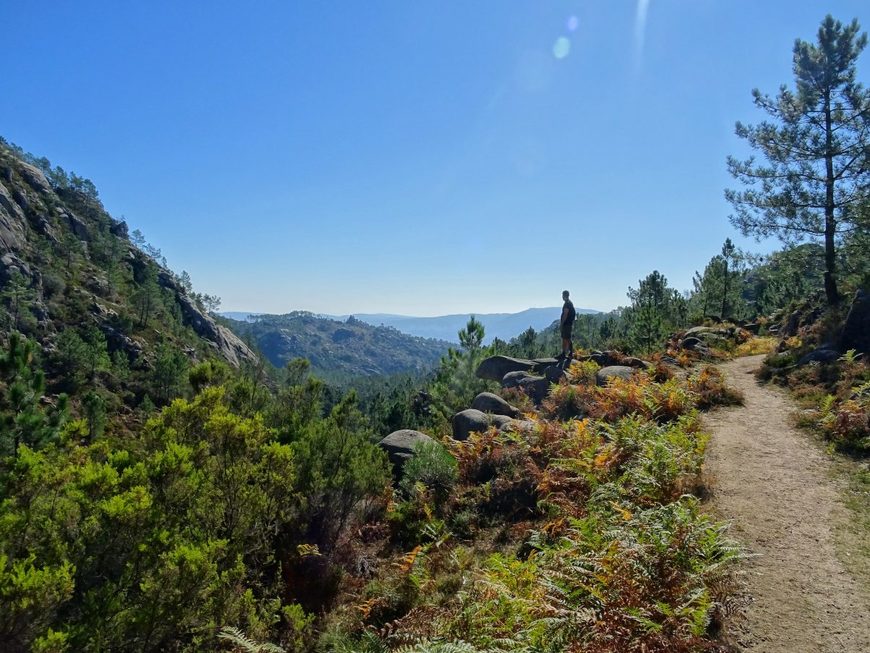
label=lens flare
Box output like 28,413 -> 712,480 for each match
567,15 -> 579,32
553,36 -> 571,59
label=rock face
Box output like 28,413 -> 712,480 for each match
175,295 -> 256,367
378,430 -> 435,472
840,290 -> 870,354
0,180 -> 26,251
596,366 -> 636,386
471,392 -> 520,418
17,162 -> 53,194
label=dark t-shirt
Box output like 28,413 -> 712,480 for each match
561,299 -> 576,334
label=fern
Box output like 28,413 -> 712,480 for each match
217,627 -> 284,653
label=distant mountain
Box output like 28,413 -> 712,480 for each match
222,307 -> 599,344
334,307 -> 599,343
222,312 -> 451,381
221,311 -> 259,322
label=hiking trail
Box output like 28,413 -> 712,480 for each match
704,354 -> 870,653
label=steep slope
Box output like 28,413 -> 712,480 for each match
0,140 -> 255,400
224,312 -> 450,381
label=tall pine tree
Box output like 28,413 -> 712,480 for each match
726,15 -> 870,305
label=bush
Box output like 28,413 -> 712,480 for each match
687,366 -> 744,409
400,440 -> 458,503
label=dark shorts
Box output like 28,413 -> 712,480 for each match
560,324 -> 572,339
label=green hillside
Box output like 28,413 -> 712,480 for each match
223,312 -> 450,381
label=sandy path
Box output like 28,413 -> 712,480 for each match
704,355 -> 870,653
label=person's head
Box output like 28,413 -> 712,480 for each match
562,290 -> 570,300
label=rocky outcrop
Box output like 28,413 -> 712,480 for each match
17,162 -> 53,195
476,356 -> 536,381
0,252 -> 32,284
471,392 -> 520,418
475,355 -> 557,381
175,294 -> 256,367
378,429 -> 435,473
0,181 -> 26,252
840,290 -> 869,354
58,208 -> 90,240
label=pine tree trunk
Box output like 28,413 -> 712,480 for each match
823,97 -> 840,306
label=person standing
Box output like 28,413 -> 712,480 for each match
559,290 -> 576,360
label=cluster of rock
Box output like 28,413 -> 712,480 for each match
673,325 -> 748,357
377,353 -> 654,473
377,390 -> 532,474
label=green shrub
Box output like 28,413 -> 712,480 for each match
400,440 -> 458,503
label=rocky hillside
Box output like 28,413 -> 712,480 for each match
0,140 -> 255,402
223,312 -> 450,380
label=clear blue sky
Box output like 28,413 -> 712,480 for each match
3,1 -> 868,315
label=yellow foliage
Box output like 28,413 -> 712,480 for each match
735,336 -> 777,356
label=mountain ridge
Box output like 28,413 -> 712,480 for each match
222,306 -> 600,343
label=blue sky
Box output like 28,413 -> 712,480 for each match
2,1 -> 868,315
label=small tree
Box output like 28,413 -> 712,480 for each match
428,316 -> 495,424
726,15 -> 870,306
0,333 -> 67,456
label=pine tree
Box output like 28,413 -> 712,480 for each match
0,333 -> 67,456
726,15 -> 870,306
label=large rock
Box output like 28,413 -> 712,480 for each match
175,294 -> 257,367
680,336 -> 712,355
378,429 -> 435,472
452,409 -> 492,441
59,208 -> 90,240
596,366 -> 636,386
476,355 -> 537,381
17,161 -> 52,194
490,414 -> 514,430
0,180 -> 26,251
797,348 -> 840,366
841,289 -> 870,354
471,392 -> 520,418
518,375 -> 550,403
502,370 -> 534,389
0,253 -> 32,284
543,364 -> 567,383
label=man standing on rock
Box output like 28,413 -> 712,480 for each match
559,290 -> 576,360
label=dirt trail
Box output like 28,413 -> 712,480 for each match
704,355 -> 870,653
